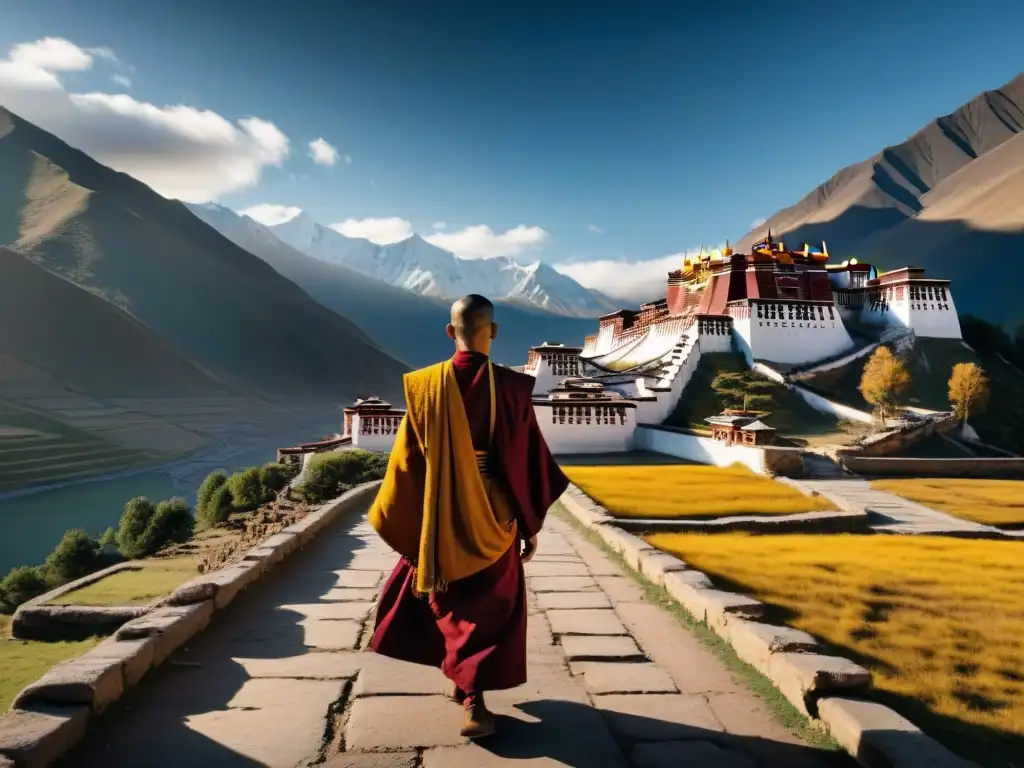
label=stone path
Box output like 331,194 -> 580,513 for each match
62,503 -> 851,767
800,478 -> 1008,536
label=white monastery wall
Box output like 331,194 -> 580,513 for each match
860,287 -> 962,340
529,353 -> 581,396
633,427 -> 767,474
350,413 -> 403,453
535,403 -> 636,454
791,385 -> 874,424
731,302 -> 855,365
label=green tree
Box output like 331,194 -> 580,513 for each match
0,566 -> 49,613
196,470 -> 228,512
259,463 -> 292,501
136,498 -> 194,556
949,362 -> 990,426
116,496 -> 156,559
197,484 -> 235,530
227,468 -> 264,511
44,529 -> 101,585
296,449 -> 388,503
710,372 -> 776,413
859,346 -> 911,422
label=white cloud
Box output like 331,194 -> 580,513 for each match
587,224 -> 603,234
425,224 -> 548,260
0,37 -> 291,202
554,247 -> 719,303
331,217 -> 413,244
308,137 -> 339,166
432,221 -> 447,230
111,73 -> 132,89
239,204 -> 303,226
750,216 -> 768,230
343,154 -> 352,164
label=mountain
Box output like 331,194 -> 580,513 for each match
186,203 -> 597,368
270,212 -> 617,318
0,106 -> 407,403
735,73 -> 1024,329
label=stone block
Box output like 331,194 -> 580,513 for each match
818,696 -> 977,768
663,569 -> 713,603
83,635 -> 159,689
595,575 -> 647,603
203,562 -> 262,609
596,694 -> 722,741
547,608 -> 628,636
571,662 -> 677,694
0,705 -> 90,768
13,656 -> 123,713
324,753 -> 419,768
637,550 -> 688,586
301,619 -> 362,650
354,654 -> 448,696
723,619 -> 819,674
260,531 -> 300,558
115,601 -> 214,665
631,740 -> 756,768
345,695 -> 466,750
666,581 -> 763,626
524,561 -> 589,577
560,635 -> 644,661
536,591 -> 610,610
767,653 -> 871,715
528,576 -> 598,592
242,544 -> 284,568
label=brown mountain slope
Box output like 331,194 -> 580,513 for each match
0,246 -> 231,398
736,73 -> 1024,253
0,106 -> 406,402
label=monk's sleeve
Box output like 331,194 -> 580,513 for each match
517,395 -> 570,540
368,412 -> 427,560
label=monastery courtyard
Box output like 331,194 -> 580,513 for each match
59,494 -> 852,768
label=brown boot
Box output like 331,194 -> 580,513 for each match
459,695 -> 496,739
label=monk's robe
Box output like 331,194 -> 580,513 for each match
369,350 -> 568,694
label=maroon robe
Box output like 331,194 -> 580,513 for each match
369,350 -> 569,693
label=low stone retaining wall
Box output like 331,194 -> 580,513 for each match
12,563 -> 155,642
634,425 -> 806,477
558,485 -> 977,768
843,455 -> 1024,478
612,507 -> 869,534
0,481 -> 382,768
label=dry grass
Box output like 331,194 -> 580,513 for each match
49,556 -> 198,606
0,615 -> 99,712
645,533 -> 1024,764
563,464 -> 833,519
873,478 -> 1024,529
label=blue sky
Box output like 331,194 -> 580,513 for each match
2,0 -> 1023,299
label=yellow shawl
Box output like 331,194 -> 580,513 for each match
368,359 -> 518,594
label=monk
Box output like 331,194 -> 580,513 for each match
368,293 -> 569,739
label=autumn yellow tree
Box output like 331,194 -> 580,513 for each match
948,362 -> 989,426
858,346 -> 911,422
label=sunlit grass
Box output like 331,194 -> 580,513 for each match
645,533 -> 1024,764
563,464 -> 833,519
49,556 -> 198,606
0,615 -> 99,712
873,478 -> 1024,528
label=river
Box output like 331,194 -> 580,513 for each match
0,420 -> 337,574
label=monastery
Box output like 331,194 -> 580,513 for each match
281,235 -> 962,462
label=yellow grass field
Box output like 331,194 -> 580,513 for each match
646,533 -> 1024,763
563,464 -> 833,519
0,615 -> 99,712
49,557 -> 198,606
873,478 -> 1024,528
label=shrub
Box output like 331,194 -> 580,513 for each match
259,462 -> 292,501
116,496 -> 156,559
196,469 -> 228,512
44,529 -> 101,585
227,468 -> 264,511
197,484 -> 234,530
136,498 -> 194,556
296,449 -> 388,503
0,566 -> 49,613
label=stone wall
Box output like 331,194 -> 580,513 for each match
842,456 -> 1024,478
633,425 -> 804,476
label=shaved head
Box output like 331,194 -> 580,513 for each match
447,294 -> 497,353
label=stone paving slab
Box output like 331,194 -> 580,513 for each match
595,693 -> 724,741
535,590 -> 611,610
523,561 -> 590,577
569,661 -> 679,694
526,575 -> 598,592
559,634 -> 644,661
353,654 -> 448,697
345,695 -> 467,750
546,608 -> 628,635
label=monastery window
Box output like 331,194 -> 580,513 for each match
828,306 -> 834,320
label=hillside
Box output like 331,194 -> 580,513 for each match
0,107 -> 407,402
735,73 -> 1024,329
188,204 -> 595,367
